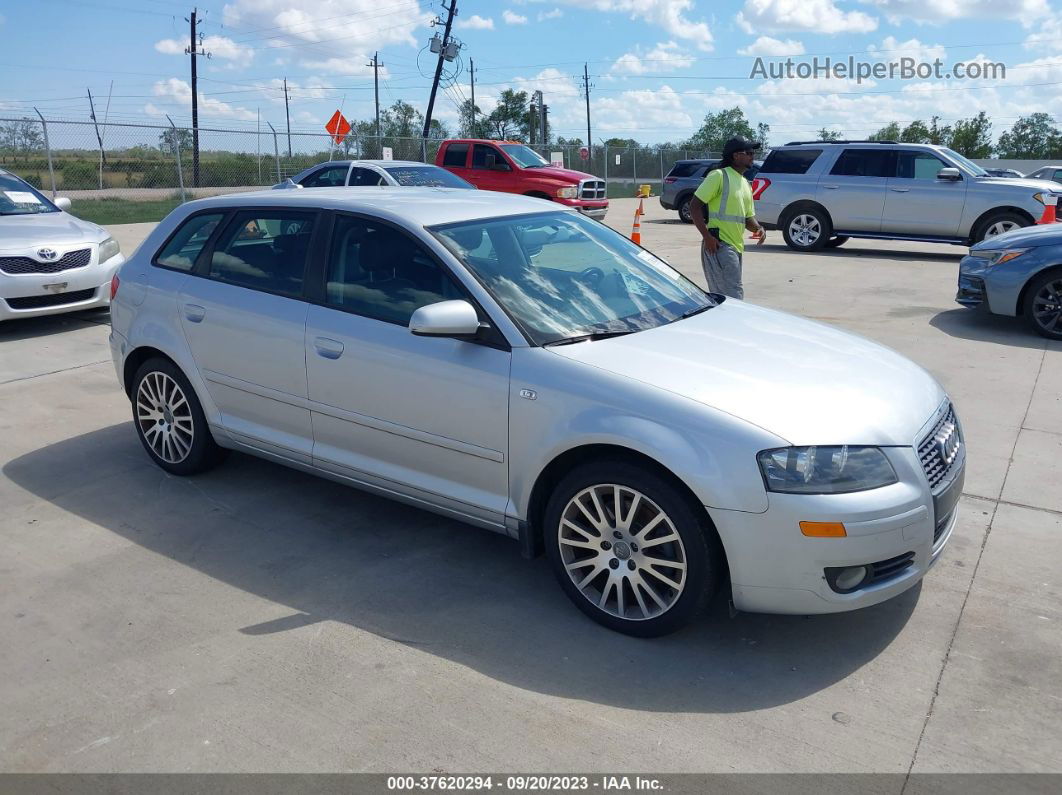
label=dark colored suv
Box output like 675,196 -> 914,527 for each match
661,159 -> 760,223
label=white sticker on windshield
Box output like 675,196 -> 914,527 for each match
5,191 -> 42,204
636,249 -> 680,278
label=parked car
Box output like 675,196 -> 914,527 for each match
436,139 -> 608,219
109,187 -> 963,636
1024,165 -> 1062,184
754,141 -> 1061,251
0,169 -> 125,321
284,160 -> 476,189
958,223 -> 1062,339
983,168 -> 1025,178
661,159 -> 761,223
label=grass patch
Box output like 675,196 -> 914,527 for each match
68,197 -> 184,226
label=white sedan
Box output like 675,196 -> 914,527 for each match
0,169 -> 124,321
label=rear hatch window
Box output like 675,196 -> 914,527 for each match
667,162 -> 714,178
760,149 -> 822,175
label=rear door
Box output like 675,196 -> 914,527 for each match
440,142 -> 472,183
882,151 -> 967,237
817,148 -> 894,233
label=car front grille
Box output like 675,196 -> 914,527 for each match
867,551 -> 915,586
0,248 -> 92,275
918,403 -> 963,491
5,288 -> 96,310
580,180 -> 606,200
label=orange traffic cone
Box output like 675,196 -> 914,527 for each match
1038,193 -> 1057,224
636,196 -> 645,217
631,206 -> 642,245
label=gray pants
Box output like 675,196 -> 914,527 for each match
701,240 -> 744,299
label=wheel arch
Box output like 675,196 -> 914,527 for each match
523,190 -> 553,201
1016,263 -> 1062,316
123,346 -> 179,398
779,199 -> 833,228
968,206 -> 1036,243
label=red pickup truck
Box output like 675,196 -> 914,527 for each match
435,139 -> 609,219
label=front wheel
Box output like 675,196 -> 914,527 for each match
974,211 -> 1029,243
782,207 -> 831,251
544,461 -> 720,636
678,196 -> 693,223
1024,270 -> 1062,340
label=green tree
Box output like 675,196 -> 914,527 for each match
458,99 -> 490,138
995,113 -> 1062,159
158,127 -> 192,155
927,115 -> 952,146
0,118 -> 45,158
381,100 -> 421,138
817,128 -> 842,141
869,122 -> 902,141
685,107 -> 769,153
949,111 -> 993,158
899,120 -> 931,143
486,89 -> 530,140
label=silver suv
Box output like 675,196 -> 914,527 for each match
755,141 -> 1060,251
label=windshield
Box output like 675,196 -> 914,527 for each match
500,144 -> 550,168
384,165 -> 475,189
941,148 -> 989,177
432,211 -> 715,346
0,174 -> 58,216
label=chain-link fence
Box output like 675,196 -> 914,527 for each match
0,115 -> 723,204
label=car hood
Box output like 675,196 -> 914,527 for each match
524,165 -> 602,184
0,212 -> 106,251
547,300 -> 945,446
971,176 -> 1059,193
971,220 -> 1062,250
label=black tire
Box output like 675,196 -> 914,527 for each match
825,235 -> 849,248
131,357 -> 227,476
781,206 -> 831,251
973,211 -> 1030,244
1023,270 -> 1062,340
678,195 -> 693,224
544,460 -> 721,637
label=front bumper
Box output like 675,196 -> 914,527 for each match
711,444 -> 964,615
0,252 -> 124,321
556,197 -> 608,220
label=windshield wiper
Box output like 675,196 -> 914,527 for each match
544,329 -> 636,346
680,304 -> 714,319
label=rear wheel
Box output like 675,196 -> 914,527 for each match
974,211 -> 1029,243
1024,270 -> 1062,340
782,207 -> 831,251
678,195 -> 693,223
544,461 -> 720,637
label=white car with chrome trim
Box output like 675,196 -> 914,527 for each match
108,187 -> 963,636
0,169 -> 124,321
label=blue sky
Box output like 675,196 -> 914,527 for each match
2,0 -> 1061,145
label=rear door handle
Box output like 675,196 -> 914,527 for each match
314,337 -> 344,359
183,303 -> 205,323
890,187 -> 911,193
822,185 -> 839,189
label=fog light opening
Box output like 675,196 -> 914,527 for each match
825,565 -> 870,594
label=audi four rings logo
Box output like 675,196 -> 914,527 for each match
938,424 -> 960,464
36,248 -> 58,260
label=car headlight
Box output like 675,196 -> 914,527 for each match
556,186 -> 579,199
98,237 -> 121,262
970,248 -> 1028,265
757,446 -> 898,494
1033,192 -> 1058,205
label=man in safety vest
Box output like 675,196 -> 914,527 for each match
689,137 -> 766,299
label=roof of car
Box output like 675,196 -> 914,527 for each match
311,160 -> 436,168
177,186 -> 567,228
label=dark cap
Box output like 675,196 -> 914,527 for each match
723,137 -> 760,156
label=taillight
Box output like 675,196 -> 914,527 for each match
751,177 -> 771,200
110,274 -> 120,300
664,177 -> 677,183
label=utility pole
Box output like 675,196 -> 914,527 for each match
469,58 -> 475,136
283,77 -> 292,157
542,104 -> 549,147
87,88 -> 106,172
367,52 -> 383,139
583,63 -> 593,156
529,99 -> 536,146
185,8 -> 210,187
422,0 -> 457,138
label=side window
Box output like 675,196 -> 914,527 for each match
1053,170 -> 1062,182
300,165 -> 348,187
896,152 -> 948,180
349,167 -> 385,186
760,149 -> 822,175
830,149 -> 894,177
472,144 -> 501,169
154,213 -> 223,271
208,211 -> 315,298
442,143 -> 469,167
325,216 -> 465,325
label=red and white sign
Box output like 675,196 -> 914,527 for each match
325,110 -> 351,144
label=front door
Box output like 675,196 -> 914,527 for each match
881,151 -> 967,237
470,143 -> 514,193
178,208 -> 319,462
305,213 -> 511,524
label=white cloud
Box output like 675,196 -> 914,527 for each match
503,10 -> 528,24
300,57 -> 388,76
860,0 -> 1049,24
737,0 -> 877,34
594,85 -> 694,134
149,78 -> 257,121
457,14 -> 494,30
552,0 -> 713,51
154,35 -> 254,66
866,36 -> 946,62
513,68 -> 581,99
539,8 -> 564,20
1024,17 -> 1062,53
737,36 -> 805,56
610,41 -> 695,75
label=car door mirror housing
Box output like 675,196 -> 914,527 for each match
409,300 -> 482,337
54,196 -> 72,210
937,167 -> 961,181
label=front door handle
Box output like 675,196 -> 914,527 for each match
314,337 -> 344,359
890,187 -> 911,193
822,184 -> 839,189
183,303 -> 205,323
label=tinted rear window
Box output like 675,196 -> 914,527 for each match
442,143 -> 469,167
830,149 -> 895,178
667,162 -> 714,178
760,149 -> 821,175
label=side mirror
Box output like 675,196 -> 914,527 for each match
272,178 -> 303,190
937,167 -> 961,181
490,161 -> 510,172
54,197 -> 72,210
409,299 -> 483,338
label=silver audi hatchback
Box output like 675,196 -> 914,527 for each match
110,187 -> 964,636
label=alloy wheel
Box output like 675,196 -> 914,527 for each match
136,371 -> 194,464
1032,276 -> 1062,334
789,214 -> 822,247
984,220 -> 1020,238
558,484 -> 687,621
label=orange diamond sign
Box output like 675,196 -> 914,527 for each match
325,110 -> 351,144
